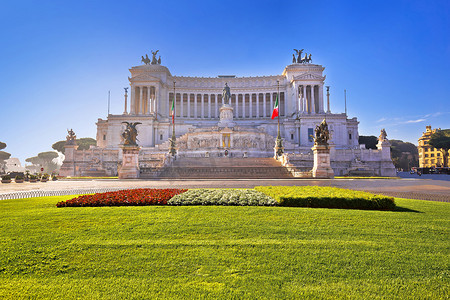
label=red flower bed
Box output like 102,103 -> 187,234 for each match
56,188 -> 188,207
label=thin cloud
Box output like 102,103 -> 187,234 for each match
404,119 -> 426,124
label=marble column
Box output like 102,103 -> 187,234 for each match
207,94 -> 211,119
147,86 -> 151,114
303,85 -> 307,113
298,86 -> 302,113
319,84 -> 324,113
270,92 -> 274,115
193,94 -> 197,118
242,94 -> 246,118
179,93 -> 183,118
311,85 -> 315,114
248,94 -> 253,119
130,86 -> 135,114
187,93 -> 191,118
215,94 -> 218,118
256,93 -> 260,117
263,93 -> 267,117
154,86 -> 158,116
139,87 -> 143,114
201,94 -> 204,118
236,94 -> 240,118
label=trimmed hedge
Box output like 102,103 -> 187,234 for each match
255,186 -> 396,210
168,189 -> 277,206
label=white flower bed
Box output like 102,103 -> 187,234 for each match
168,189 -> 277,206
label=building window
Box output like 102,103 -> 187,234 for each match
103,134 -> 106,140
160,134 -> 163,140
437,153 -> 440,156
425,154 -> 428,157
308,128 -> 314,142
349,133 -> 352,140
431,154 -> 434,157
291,133 -> 294,140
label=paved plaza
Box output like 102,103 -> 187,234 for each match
1,175 -> 449,202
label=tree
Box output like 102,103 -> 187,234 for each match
26,151 -> 59,173
429,129 -> 450,168
390,140 -> 419,171
52,138 -> 97,154
358,135 -> 378,149
0,141 -> 10,174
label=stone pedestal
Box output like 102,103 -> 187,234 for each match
376,139 -> 397,177
312,144 -> 334,178
274,136 -> 284,159
59,144 -> 78,177
119,145 -> 140,179
218,104 -> 235,128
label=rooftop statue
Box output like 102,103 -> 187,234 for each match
379,128 -> 387,142
222,83 -> 231,105
293,49 -> 304,63
66,128 -> 76,145
141,55 -> 150,65
314,119 -> 330,145
151,50 -> 159,65
121,122 -> 141,146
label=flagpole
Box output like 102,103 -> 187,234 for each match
169,81 -> 177,157
274,80 -> 283,158
277,80 -> 280,139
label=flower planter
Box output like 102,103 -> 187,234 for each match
15,179 -> 24,183
1,179 -> 12,183
29,179 -> 37,183
41,179 -> 48,182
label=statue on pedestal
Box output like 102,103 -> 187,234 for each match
314,119 -> 330,145
66,129 -> 76,145
121,122 -> 141,145
222,83 -> 231,105
378,128 -> 387,142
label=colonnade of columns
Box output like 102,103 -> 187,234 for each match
298,84 -> 324,114
169,92 -> 284,119
130,86 -> 158,115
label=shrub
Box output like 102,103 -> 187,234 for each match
255,186 -> 396,210
168,189 -> 277,206
56,188 -> 187,207
2,174 -> 11,180
15,175 -> 23,180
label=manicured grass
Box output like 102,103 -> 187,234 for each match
0,195 -> 449,299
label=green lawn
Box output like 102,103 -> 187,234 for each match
0,195 -> 449,299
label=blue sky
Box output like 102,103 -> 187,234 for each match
1,0 -> 449,164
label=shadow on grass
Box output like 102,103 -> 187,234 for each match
393,206 -> 422,213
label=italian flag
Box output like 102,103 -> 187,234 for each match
271,93 -> 279,120
171,96 -> 175,123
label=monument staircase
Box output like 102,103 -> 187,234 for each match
143,157 -> 294,179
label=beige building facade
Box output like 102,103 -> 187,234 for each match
418,126 -> 449,168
